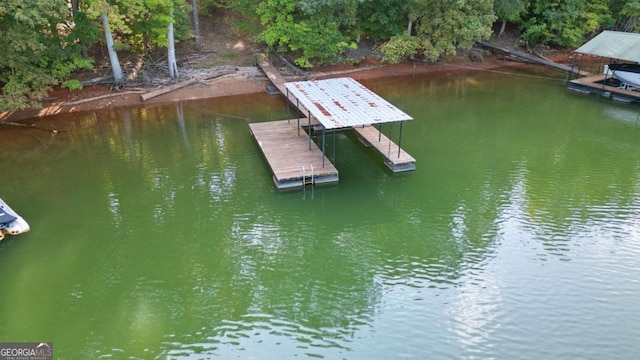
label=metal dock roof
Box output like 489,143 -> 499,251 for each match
575,30 -> 640,63
284,77 -> 413,130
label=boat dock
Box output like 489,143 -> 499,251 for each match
252,57 -> 415,189
567,31 -> 640,104
568,74 -> 640,104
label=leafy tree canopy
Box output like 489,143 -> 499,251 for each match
520,0 -> 614,47
0,0 -> 92,110
380,0 -> 495,63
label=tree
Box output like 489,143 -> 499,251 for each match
520,0 -> 613,47
495,0 -> 527,37
620,0 -> 640,31
168,21 -> 179,78
380,0 -> 495,63
255,0 -> 360,68
357,0 -> 409,41
141,0 -> 186,78
101,12 -> 125,84
0,0 -> 93,110
192,0 -> 200,46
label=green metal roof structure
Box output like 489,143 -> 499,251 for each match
575,30 -> 640,63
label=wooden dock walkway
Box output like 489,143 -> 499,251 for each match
354,125 -> 416,172
258,58 -> 314,119
249,120 -> 338,189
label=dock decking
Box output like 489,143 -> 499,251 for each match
354,125 -> 416,172
249,120 -> 338,189
568,74 -> 640,103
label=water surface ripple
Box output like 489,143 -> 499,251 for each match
1,71 -> 640,359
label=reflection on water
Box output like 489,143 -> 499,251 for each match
1,70 -> 640,359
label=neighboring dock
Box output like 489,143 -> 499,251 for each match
566,31 -> 640,104
253,57 -> 416,189
568,74 -> 640,104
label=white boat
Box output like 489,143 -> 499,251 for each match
0,198 -> 30,241
605,63 -> 640,90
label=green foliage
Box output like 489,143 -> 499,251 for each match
520,0 -> 614,47
379,0 -> 495,63
109,0 -> 189,51
357,0 -> 408,40
495,0 -> 527,23
0,0 -> 94,110
620,0 -> 640,31
255,0 -> 363,68
62,79 -> 84,91
379,34 -> 419,64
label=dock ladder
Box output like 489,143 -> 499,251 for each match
300,164 -> 315,186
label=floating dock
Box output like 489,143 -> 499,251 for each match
568,74 -> 640,104
249,120 -> 338,189
253,57 -> 415,189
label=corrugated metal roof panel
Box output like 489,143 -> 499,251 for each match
284,77 -> 413,130
575,30 -> 640,63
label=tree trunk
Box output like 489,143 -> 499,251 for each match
407,20 -> 413,36
70,0 -> 88,58
168,22 -> 179,78
101,13 -> 124,85
193,0 -> 200,46
499,20 -> 507,38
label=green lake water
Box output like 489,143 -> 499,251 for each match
1,68 -> 640,359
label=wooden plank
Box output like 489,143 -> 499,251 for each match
354,125 -> 416,172
249,120 -> 338,188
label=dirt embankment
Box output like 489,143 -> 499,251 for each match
0,53 -> 547,124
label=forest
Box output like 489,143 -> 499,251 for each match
1,0 -> 639,111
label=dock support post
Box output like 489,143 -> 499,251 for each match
308,115 -> 312,150
286,89 -> 290,123
296,98 -> 300,136
333,129 -> 336,163
387,123 -> 392,158
398,121 -> 404,158
322,127 -> 326,168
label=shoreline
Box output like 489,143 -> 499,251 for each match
0,56 -> 526,124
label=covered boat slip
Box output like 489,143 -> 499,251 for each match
568,30 -> 640,103
252,60 -> 415,189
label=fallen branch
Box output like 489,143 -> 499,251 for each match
81,76 -> 114,86
140,79 -> 198,101
64,90 -> 145,106
139,69 -> 236,101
